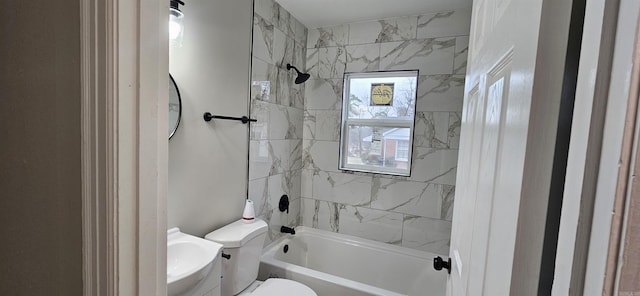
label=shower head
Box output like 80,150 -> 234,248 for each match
286,63 -> 310,84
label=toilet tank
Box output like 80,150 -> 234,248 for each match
205,219 -> 268,296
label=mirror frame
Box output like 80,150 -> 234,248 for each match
169,74 -> 182,139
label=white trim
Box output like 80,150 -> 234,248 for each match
346,119 -> 413,127
584,0 -> 639,293
339,71 -> 418,177
81,0 -> 117,294
553,0 -> 639,294
81,0 -> 167,294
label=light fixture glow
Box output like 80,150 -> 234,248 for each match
169,14 -> 182,40
169,0 -> 185,46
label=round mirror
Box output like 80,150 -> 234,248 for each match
169,74 -> 182,139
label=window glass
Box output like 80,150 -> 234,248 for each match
339,71 -> 418,176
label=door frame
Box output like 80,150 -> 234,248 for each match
553,0 -> 640,294
80,0 -> 168,294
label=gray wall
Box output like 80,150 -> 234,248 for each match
168,0 -> 254,236
301,10 -> 471,255
0,1 -> 82,295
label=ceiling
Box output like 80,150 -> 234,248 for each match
276,0 -> 473,28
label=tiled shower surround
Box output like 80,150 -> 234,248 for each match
248,0 -> 470,255
248,0 -> 307,245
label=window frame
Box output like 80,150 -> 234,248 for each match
338,70 -> 419,176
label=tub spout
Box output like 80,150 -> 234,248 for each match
280,226 -> 295,235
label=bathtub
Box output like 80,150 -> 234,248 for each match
258,227 -> 447,296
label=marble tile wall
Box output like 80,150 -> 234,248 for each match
248,0 -> 307,245
301,10 -> 470,255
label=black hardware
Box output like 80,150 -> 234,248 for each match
203,112 -> 257,124
433,256 -> 451,274
280,226 -> 295,235
221,252 -> 231,260
283,244 -> 289,254
286,63 -> 311,84
279,195 -> 289,213
170,0 -> 185,11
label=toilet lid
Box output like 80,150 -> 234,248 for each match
251,279 -> 317,296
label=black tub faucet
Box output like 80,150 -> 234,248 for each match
280,226 -> 295,235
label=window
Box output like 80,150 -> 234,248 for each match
339,71 -> 418,176
395,140 -> 410,161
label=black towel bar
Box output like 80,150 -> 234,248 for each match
203,112 -> 257,124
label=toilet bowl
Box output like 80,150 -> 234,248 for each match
205,219 -> 317,296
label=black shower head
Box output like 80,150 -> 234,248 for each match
286,63 -> 310,84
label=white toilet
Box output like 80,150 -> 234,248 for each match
205,219 -> 317,296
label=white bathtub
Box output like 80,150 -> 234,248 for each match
258,227 -> 447,296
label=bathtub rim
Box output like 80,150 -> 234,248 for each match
268,226 -> 446,261
261,226 -> 447,296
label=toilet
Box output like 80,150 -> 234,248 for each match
205,219 -> 317,296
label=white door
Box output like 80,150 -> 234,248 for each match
448,0 -> 575,295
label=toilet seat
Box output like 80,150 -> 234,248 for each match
250,278 -> 317,296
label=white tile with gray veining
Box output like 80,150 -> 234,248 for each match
275,68 -> 292,106
409,148 -> 458,185
290,80 -> 305,110
294,18 -> 308,46
272,3 -> 294,37
318,47 -> 347,79
349,16 -> 417,45
268,140 -> 302,175
307,25 -> 349,48
292,42 -> 306,72
248,177 -> 269,216
305,48 -> 319,79
416,75 -> 465,112
287,197 -> 302,227
312,171 -> 372,205
288,108 -> 304,139
441,185 -> 455,221
414,112 -> 451,148
304,79 -> 343,110
301,169 -> 314,198
303,140 -> 339,172
268,171 -> 302,207
417,10 -> 472,39
250,100 -> 270,140
402,216 -> 451,255
254,0 -> 274,23
454,36 -> 469,74
266,104 -> 301,140
380,38 -> 455,74
289,140 -> 303,171
345,44 -> 380,73
252,15 -> 274,64
266,207 -> 289,242
371,178 -> 444,219
301,198 -> 340,232
273,28 -> 294,68
315,110 -> 341,141
249,140 -> 271,180
250,57 -> 276,103
303,110 -> 316,140
339,205 -> 403,245
448,112 -> 461,149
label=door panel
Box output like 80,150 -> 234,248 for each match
448,0 -> 573,294
467,54 -> 512,295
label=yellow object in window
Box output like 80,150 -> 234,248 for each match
370,83 -> 394,106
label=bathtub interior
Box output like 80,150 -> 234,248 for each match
264,227 -> 447,295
